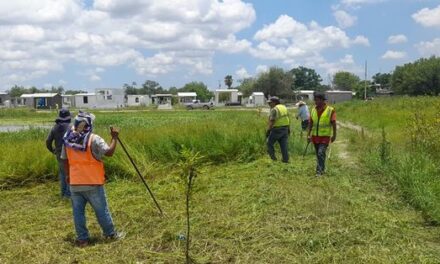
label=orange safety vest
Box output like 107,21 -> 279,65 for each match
66,134 -> 105,185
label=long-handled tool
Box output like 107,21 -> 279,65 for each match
302,141 -> 311,158
113,128 -> 164,216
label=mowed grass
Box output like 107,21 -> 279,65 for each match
1,107 -> 440,263
1,145 -> 440,263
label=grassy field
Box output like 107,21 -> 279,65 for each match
1,106 -> 440,263
337,96 -> 440,223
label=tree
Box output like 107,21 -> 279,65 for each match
289,66 -> 322,91
51,85 -> 64,94
254,67 -> 294,98
224,75 -> 233,89
237,78 -> 256,97
372,72 -> 392,90
392,56 -> 440,95
180,82 -> 213,102
142,80 -> 163,95
332,71 -> 361,91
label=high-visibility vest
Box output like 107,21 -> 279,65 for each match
66,134 -> 105,185
311,105 -> 334,137
273,104 -> 290,127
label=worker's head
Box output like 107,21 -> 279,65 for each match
74,111 -> 95,133
56,108 -> 71,123
313,92 -> 326,107
267,96 -> 280,108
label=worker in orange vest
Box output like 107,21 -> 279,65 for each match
61,111 -> 124,247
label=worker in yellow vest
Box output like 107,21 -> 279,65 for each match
266,96 -> 290,163
307,92 -> 337,176
61,111 -> 124,247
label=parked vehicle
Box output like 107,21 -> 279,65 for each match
185,100 -> 214,110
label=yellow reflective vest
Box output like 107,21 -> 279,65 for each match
273,104 -> 290,127
310,105 -> 334,136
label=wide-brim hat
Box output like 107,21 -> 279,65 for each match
56,108 -> 71,121
266,96 -> 280,103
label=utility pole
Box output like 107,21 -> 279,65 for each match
364,60 -> 368,100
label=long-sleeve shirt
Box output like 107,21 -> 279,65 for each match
46,122 -> 71,159
296,105 -> 310,121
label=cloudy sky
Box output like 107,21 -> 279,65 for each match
1,0 -> 439,91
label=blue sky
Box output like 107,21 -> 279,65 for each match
0,0 -> 439,92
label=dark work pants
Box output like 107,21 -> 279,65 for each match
267,126 -> 289,163
314,143 -> 328,174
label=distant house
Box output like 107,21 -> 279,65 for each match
214,89 -> 240,106
95,88 -> 125,108
0,92 -> 10,106
246,92 -> 265,107
295,90 -> 315,101
177,92 -> 197,103
151,94 -> 173,105
62,95 -> 75,108
20,93 -> 62,109
325,90 -> 353,104
74,93 -> 97,108
126,94 -> 151,107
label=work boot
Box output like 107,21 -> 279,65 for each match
106,231 -> 126,241
75,239 -> 89,247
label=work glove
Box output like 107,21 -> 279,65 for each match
265,129 -> 271,138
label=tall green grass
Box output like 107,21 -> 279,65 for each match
1,110 -> 306,188
338,96 -> 440,222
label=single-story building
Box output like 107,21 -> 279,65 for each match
62,95 -> 75,108
126,94 -> 151,107
177,92 -> 197,103
295,90 -> 315,101
95,88 -> 125,108
20,93 -> 62,109
246,92 -> 265,107
0,92 -> 10,106
325,90 -> 353,104
151,94 -> 173,105
214,89 -> 239,106
74,93 -> 97,108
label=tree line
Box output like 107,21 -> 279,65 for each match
6,56 -> 440,99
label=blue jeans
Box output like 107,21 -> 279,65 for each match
71,186 -> 115,241
267,126 -> 289,163
57,158 -> 70,197
314,143 -> 328,174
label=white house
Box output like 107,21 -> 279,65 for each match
246,92 -> 265,107
295,90 -> 315,101
151,94 -> 173,105
214,89 -> 239,106
126,94 -> 151,107
62,95 -> 75,108
95,88 -> 125,108
177,92 -> 197,103
74,93 -> 97,108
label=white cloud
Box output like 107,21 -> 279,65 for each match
235,67 -> 251,79
0,0 -> 256,88
352,35 -> 370,46
333,10 -> 357,28
382,50 -> 406,60
340,0 -> 386,8
416,38 -> 440,56
413,5 -> 440,28
251,15 -> 368,62
90,74 -> 101,82
388,34 -> 408,44
256,65 -> 269,74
